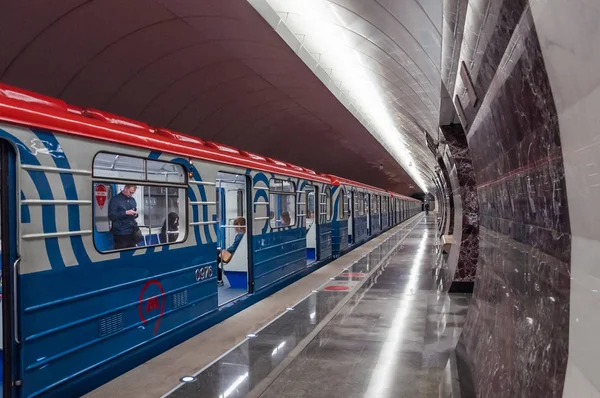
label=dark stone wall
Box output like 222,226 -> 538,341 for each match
440,124 -> 479,284
443,2 -> 571,397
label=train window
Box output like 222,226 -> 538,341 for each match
346,192 -> 352,219
357,192 -> 364,216
326,187 -> 332,221
147,159 -> 186,183
92,153 -> 187,253
307,189 -> 316,219
269,179 -> 296,228
93,153 -> 145,180
319,187 -> 332,222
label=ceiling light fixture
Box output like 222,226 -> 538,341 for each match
250,0 -> 428,190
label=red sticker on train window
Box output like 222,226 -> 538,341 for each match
95,184 -> 107,209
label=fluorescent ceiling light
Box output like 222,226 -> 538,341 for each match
250,0 -> 428,190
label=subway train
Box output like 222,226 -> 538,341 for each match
0,83 -> 421,397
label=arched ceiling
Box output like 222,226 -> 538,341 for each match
0,0 -> 442,194
251,0 -> 442,190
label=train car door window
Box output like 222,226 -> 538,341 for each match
92,153 -> 187,253
305,186 -> 317,263
216,172 -> 249,305
339,189 -> 347,220
365,194 -> 371,235
319,187 -> 332,224
269,180 -> 296,228
347,189 -> 354,245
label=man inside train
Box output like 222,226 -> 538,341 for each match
217,217 -> 246,286
108,185 -> 141,250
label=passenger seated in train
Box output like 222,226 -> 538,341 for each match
217,217 -> 246,286
306,211 -> 314,229
160,212 -> 180,243
279,211 -> 291,227
108,185 -> 142,249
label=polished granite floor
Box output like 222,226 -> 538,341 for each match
167,215 -> 469,398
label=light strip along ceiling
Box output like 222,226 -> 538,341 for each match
248,0 -> 443,191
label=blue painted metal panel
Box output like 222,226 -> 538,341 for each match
224,271 -> 247,289
20,247 -> 218,397
319,222 -> 332,260
382,212 -> 390,230
252,228 -> 306,291
331,219 -> 348,258
371,214 -> 381,235
353,215 -> 368,244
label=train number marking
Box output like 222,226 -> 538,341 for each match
195,266 -> 213,281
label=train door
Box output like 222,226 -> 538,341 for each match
365,194 -> 371,236
347,190 -> 353,245
386,197 -> 391,226
305,186 -> 317,264
0,141 -> 18,397
216,172 -> 250,306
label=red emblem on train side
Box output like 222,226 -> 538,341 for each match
138,280 -> 165,335
95,184 -> 108,209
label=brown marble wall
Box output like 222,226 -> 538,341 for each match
441,124 -> 479,286
442,1 -> 571,397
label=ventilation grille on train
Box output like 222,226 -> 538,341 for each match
99,312 -> 124,337
173,290 -> 188,309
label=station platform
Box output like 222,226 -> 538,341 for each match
86,214 -> 469,398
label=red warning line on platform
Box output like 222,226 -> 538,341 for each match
324,286 -> 350,291
138,279 -> 165,335
341,272 -> 366,278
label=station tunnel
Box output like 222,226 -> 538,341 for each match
0,0 -> 596,397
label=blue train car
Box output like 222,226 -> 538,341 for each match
381,196 -> 390,231
0,83 -> 422,397
330,185 -> 348,258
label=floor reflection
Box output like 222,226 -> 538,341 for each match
168,216 -> 467,398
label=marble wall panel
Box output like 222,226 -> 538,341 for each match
443,1 -> 572,397
441,124 -> 480,284
529,0 -> 600,396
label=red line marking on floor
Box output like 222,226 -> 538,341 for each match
325,286 -> 350,291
